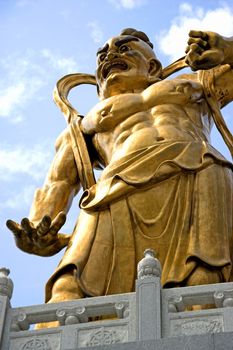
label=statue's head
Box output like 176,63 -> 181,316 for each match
96,28 -> 162,99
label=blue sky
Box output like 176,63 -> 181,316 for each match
1,0 -> 233,307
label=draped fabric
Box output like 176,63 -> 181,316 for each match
45,141 -> 233,301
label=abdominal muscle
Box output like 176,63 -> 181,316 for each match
94,104 -> 208,166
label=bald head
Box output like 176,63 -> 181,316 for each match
97,28 -> 157,61
96,29 -> 162,99
119,28 -> 154,48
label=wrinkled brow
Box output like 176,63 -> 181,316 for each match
97,44 -> 109,56
114,36 -> 139,48
96,36 -> 139,56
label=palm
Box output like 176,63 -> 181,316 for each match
6,212 -> 69,257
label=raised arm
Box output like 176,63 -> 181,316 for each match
6,128 -> 80,256
185,30 -> 233,107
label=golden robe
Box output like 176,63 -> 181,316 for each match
45,140 -> 233,301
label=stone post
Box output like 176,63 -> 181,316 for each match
0,268 -> 13,349
136,249 -> 162,341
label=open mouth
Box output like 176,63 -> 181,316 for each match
102,59 -> 128,79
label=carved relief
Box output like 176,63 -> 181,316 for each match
182,319 -> 222,335
21,338 -> 52,350
86,327 -> 124,346
171,317 -> 223,336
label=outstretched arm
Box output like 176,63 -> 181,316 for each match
6,128 -> 80,256
185,30 -> 233,107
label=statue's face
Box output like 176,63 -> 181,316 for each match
96,35 -> 160,98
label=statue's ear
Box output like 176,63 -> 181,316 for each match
148,58 -> 162,83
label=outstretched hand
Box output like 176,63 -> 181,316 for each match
6,211 -> 70,257
185,30 -> 230,71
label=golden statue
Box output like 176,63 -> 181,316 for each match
6,29 -> 233,307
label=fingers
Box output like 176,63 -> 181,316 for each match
37,215 -> 51,236
189,30 -> 208,40
187,43 -> 204,55
185,38 -> 208,54
185,48 -> 224,71
185,31 -> 210,66
7,212 -> 67,254
6,219 -> 22,236
6,218 -> 35,253
21,218 -> 34,235
34,212 -> 67,253
185,44 -> 202,70
50,212 -> 66,236
36,212 -> 66,239
6,214 -> 67,255
7,217 -> 34,237
186,30 -> 211,71
185,53 -> 202,71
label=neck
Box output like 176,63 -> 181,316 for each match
100,86 -> 145,99
99,78 -> 150,99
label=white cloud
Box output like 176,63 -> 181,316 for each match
0,53 -> 47,122
41,49 -> 78,73
88,22 -> 104,44
179,3 -> 192,13
158,3 -> 233,61
108,0 -> 146,9
0,143 -> 52,182
0,49 -> 79,123
0,83 -> 25,119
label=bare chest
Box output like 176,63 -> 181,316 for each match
93,104 -> 209,166
81,79 -> 209,165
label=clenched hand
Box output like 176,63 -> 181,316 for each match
185,30 -> 231,71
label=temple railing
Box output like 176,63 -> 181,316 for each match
1,250 -> 233,349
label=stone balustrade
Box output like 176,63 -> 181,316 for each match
1,251 -> 233,349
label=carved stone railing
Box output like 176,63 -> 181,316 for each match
1,251 -> 233,349
162,282 -> 233,338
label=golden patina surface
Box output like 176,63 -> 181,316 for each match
6,29 -> 233,307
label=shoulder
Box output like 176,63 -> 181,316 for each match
144,74 -> 201,96
175,72 -> 198,81
55,127 -> 71,151
81,99 -> 110,134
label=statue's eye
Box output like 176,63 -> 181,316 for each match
98,53 -> 107,62
119,45 -> 130,53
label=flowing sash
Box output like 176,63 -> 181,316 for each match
53,59 -> 233,191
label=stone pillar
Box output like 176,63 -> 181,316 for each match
136,249 -> 162,341
0,268 -> 13,349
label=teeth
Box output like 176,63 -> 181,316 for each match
103,60 -> 128,78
